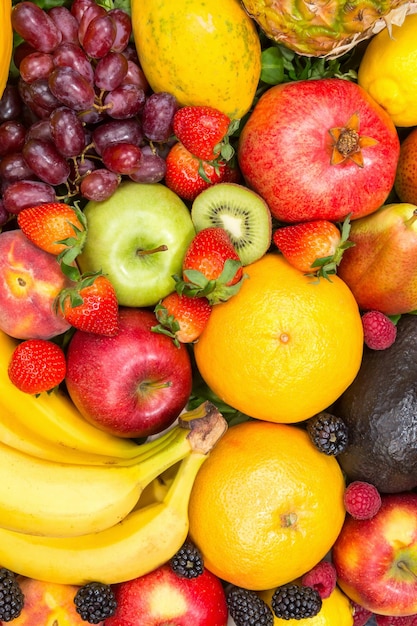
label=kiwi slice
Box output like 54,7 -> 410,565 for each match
191,183 -> 272,266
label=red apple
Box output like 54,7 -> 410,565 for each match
337,202 -> 417,315
65,307 -> 193,438
104,563 -> 228,626
237,78 -> 399,223
332,492 -> 417,616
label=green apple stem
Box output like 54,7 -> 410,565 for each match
405,209 -> 417,229
137,245 -> 168,256
397,560 -> 417,580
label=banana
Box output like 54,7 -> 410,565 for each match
0,403 -> 227,585
0,329 -> 142,460
0,403 -> 178,467
0,407 -> 212,537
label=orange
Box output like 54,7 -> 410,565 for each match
193,253 -> 363,424
395,127 -> 417,204
259,582 -> 354,625
188,420 -> 346,590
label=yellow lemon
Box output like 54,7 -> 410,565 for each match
259,583 -> 354,625
1,0 -> 12,99
358,14 -> 417,127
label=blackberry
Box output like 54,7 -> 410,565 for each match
227,586 -> 274,626
0,568 -> 24,622
271,584 -> 322,620
170,539 -> 204,579
74,581 -> 117,624
306,411 -> 348,455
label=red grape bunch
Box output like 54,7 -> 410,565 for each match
0,0 -> 179,223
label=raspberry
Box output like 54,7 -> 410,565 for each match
351,600 -> 374,626
344,481 -> 382,520
376,615 -> 417,625
361,310 -> 397,350
301,560 -> 337,599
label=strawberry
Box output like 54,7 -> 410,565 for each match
173,105 -> 237,162
8,339 -> 67,395
17,202 -> 87,270
152,292 -> 212,347
272,216 -> 354,280
175,227 -> 245,304
56,274 -> 119,336
164,141 -> 236,202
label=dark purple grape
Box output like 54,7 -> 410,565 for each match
18,78 -> 51,120
107,9 -> 132,52
78,4 -> 106,47
94,52 -> 128,91
3,179 -> 56,214
29,78 -> 61,113
0,85 -> 23,121
80,169 -> 120,201
48,66 -> 95,112
48,6 -> 79,44
13,41 -> 37,70
26,119 -> 53,143
0,153 -> 35,183
103,84 -> 146,119
141,92 -> 178,142
19,52 -> 54,84
49,106 -> 87,158
77,108 -> 106,125
121,44 -> 139,64
70,0 -> 96,23
92,118 -> 144,155
102,142 -> 142,175
129,145 -> 166,183
69,156 -> 97,181
122,60 -> 149,92
0,121 -> 26,157
82,14 -> 116,59
11,1 -> 62,53
22,138 -> 70,185
0,200 -> 10,227
53,42 -> 94,84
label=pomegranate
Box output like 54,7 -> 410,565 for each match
237,78 -> 400,223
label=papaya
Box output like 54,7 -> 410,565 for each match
0,0 -> 13,99
334,314 -> 417,493
131,0 -> 261,120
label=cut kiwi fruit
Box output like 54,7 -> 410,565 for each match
191,183 -> 272,266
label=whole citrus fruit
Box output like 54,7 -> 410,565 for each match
259,582 -> 354,625
193,253 -> 363,424
188,420 -> 346,590
358,14 -> 417,127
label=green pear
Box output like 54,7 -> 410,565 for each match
338,203 -> 417,315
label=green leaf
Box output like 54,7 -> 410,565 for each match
260,47 -> 285,85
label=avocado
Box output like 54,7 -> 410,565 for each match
334,314 -> 417,493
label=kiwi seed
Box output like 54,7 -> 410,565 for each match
191,183 -> 272,265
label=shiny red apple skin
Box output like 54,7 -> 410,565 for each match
65,307 -> 193,438
104,563 -> 228,626
332,492 -> 417,616
237,78 -> 399,223
338,202 -> 417,315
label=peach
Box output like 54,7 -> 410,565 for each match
9,577 -> 103,626
0,229 -> 72,339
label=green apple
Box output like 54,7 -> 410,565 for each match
77,181 -> 195,307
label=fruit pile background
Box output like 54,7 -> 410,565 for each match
0,0 -> 417,624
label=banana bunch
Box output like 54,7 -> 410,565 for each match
0,328 -> 228,583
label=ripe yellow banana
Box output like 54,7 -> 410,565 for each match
0,329 -> 141,460
0,450 -> 208,584
0,403 -> 227,585
0,409 -> 210,537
